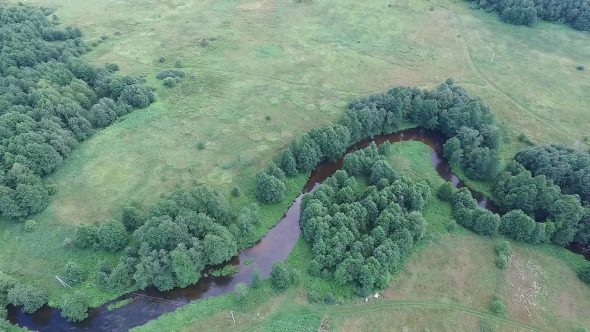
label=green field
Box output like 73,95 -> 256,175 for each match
1,0 -> 589,328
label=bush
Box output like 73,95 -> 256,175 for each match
577,65 -> 586,71
234,282 -> 249,306
105,63 -> 119,72
495,254 -> 508,269
307,289 -> 322,303
197,142 -> 206,150
7,284 -> 48,314
231,186 -> 241,197
255,172 -> 286,204
24,219 -> 36,232
578,266 -> 590,284
60,292 -> 90,322
119,84 -> 155,108
251,269 -> 262,289
122,202 -> 144,231
437,182 -> 455,202
163,77 -> 177,87
97,220 -> 128,252
270,262 -> 295,291
74,224 -> 98,249
489,295 -> 506,317
325,292 -> 335,304
494,240 -> 511,256
63,262 -> 86,284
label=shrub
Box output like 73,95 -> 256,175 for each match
105,63 -> 119,72
7,284 -> 48,314
24,219 -> 36,232
163,77 -> 177,87
234,282 -> 249,306
325,292 -> 335,304
97,220 -> 128,252
63,262 -> 86,284
577,65 -> 586,71
578,266 -> 590,284
74,224 -> 98,249
307,289 -> 322,303
494,240 -> 511,256
251,269 -> 262,289
156,69 -> 185,80
437,182 -> 455,201
489,295 -> 506,317
495,254 -> 508,269
119,84 -> 155,108
197,142 -> 206,150
265,115 -> 272,121
60,292 -> 90,322
270,262 -> 295,291
122,202 -> 144,231
158,56 -> 166,63
255,172 -> 286,204
231,186 -> 241,197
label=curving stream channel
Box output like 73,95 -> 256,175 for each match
8,128 -> 587,331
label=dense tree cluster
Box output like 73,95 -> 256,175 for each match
94,186 -> 259,292
516,145 -> 590,204
467,0 -> 590,31
0,5 -> 154,220
441,185 -> 500,236
494,161 -> 584,246
300,146 -> 430,295
266,80 -> 501,209
2,281 -> 47,314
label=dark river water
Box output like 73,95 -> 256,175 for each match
8,127 -> 586,331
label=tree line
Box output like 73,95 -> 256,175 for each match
0,5 -> 154,220
300,144 -> 431,296
466,0 -> 590,31
257,79 -> 502,205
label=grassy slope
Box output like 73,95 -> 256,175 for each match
133,142 -> 590,332
1,0 -> 589,315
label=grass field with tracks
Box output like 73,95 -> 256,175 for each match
1,0 -> 589,327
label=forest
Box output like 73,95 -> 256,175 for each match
300,145 -> 430,296
0,6 -> 154,220
467,0 -> 590,31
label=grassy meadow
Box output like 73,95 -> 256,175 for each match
1,0 -> 589,326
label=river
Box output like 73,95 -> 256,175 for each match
9,127 -> 586,331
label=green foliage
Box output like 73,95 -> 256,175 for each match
163,77 -> 178,88
279,149 -> 297,177
489,295 -> 507,317
97,220 -> 128,252
209,265 -> 238,277
494,161 -> 583,246
578,265 -> 590,284
0,6 -> 153,219
251,269 -> 262,289
105,63 -> 119,72
270,262 -> 296,291
7,284 -> 47,314
495,240 -> 511,257
23,219 -> 36,232
499,210 -> 542,244
255,171 -> 286,203
231,186 -> 241,197
437,182 -> 455,202
74,224 -> 99,249
63,261 -> 86,285
495,254 -> 508,269
468,0 -> 590,31
122,202 -> 145,231
60,292 -> 90,322
301,145 -> 431,294
234,282 -> 249,306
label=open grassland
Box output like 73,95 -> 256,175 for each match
4,0 -> 588,226
1,0 -> 589,316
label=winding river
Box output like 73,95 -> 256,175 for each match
8,128 -> 587,331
